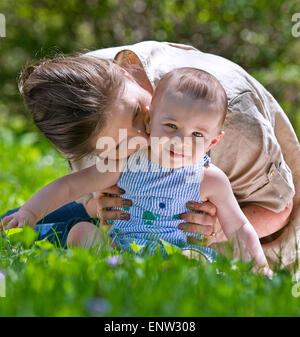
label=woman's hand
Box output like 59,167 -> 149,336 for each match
95,185 -> 132,227
177,200 -> 226,245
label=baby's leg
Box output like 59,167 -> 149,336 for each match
67,221 -> 115,250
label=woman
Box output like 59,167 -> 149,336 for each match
2,41 -> 299,269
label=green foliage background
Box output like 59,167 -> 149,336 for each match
0,0 -> 300,136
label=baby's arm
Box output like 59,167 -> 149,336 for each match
201,164 -> 272,276
2,162 -> 122,229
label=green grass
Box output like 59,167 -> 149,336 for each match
0,118 -> 300,317
0,117 -> 68,216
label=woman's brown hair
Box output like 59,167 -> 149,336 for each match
19,55 -> 125,161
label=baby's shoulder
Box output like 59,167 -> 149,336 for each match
202,163 -> 227,180
200,164 -> 231,200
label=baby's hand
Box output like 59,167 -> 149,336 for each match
253,264 -> 274,279
1,209 -> 37,231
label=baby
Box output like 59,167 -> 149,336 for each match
2,67 -> 273,277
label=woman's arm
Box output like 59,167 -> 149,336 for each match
2,164 -> 122,229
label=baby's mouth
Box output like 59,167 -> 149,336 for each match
168,146 -> 189,159
169,149 -> 184,158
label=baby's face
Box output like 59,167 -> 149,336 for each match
147,92 -> 223,168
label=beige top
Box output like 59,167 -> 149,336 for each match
68,41 -> 296,213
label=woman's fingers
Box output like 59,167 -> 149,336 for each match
98,196 -> 132,209
100,185 -> 125,196
96,195 -> 131,222
186,200 -> 217,217
178,222 -> 215,236
96,184 -> 132,223
99,209 -> 130,221
179,211 -> 217,228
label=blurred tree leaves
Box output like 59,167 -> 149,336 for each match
0,0 -> 299,137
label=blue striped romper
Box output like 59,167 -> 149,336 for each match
107,147 -> 217,262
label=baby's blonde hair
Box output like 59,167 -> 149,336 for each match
152,67 -> 228,128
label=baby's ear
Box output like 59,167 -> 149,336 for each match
218,130 -> 225,140
208,131 -> 225,150
214,130 -> 224,143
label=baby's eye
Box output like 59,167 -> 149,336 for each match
192,131 -> 204,137
165,123 -> 177,129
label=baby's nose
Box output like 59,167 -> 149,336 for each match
176,136 -> 193,149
